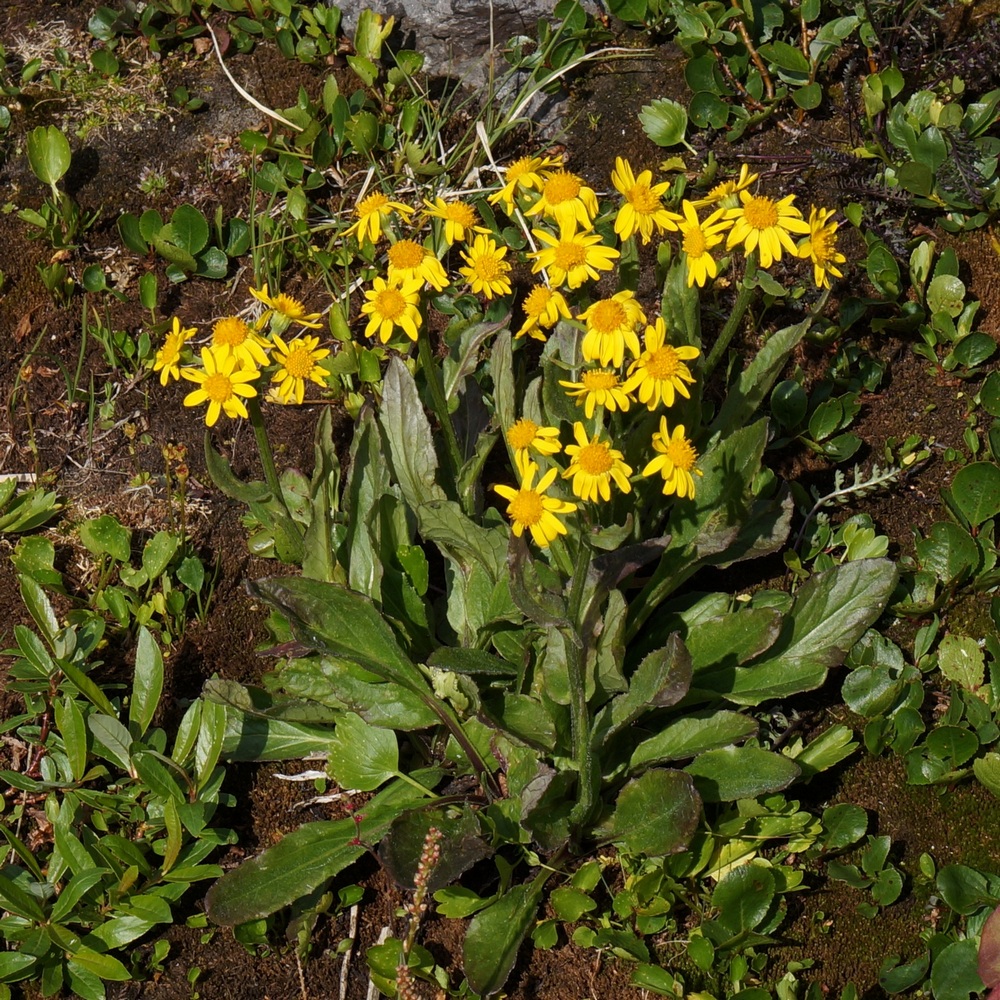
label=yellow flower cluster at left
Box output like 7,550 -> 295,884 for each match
154,285 -> 330,426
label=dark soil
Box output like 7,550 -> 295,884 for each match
2,2 -> 1000,998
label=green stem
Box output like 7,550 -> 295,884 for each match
703,250 -> 758,380
417,328 -> 463,498
247,396 -> 288,514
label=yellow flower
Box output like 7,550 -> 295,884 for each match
524,169 -> 599,230
623,317 -> 700,409
691,164 -> 759,208
181,347 -> 259,427
153,316 -> 196,386
677,200 -> 731,288
269,333 -> 330,404
211,316 -> 270,369
489,154 -> 563,214
562,422 -> 633,503
611,157 -> 681,244
642,418 -> 703,498
386,239 -> 450,291
344,190 -> 415,245
507,418 -> 561,477
529,223 -> 620,290
724,190 -> 810,269
361,274 -> 423,343
559,368 -> 633,419
516,284 -> 572,341
422,196 -> 489,245
579,291 -> 646,369
458,235 -> 512,299
797,206 -> 846,288
249,285 -> 323,329
494,462 -> 577,548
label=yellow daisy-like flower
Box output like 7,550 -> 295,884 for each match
642,418 -> 703,499
611,157 -> 681,245
559,368 -> 633,419
507,417 -> 561,477
153,316 -> 196,386
458,235 -> 512,299
516,284 -> 572,341
797,206 -> 846,289
181,347 -> 259,427
211,316 -> 270,369
691,164 -> 759,208
489,154 -> 563,214
623,317 -> 700,410
269,332 -> 330,404
361,274 -> 424,343
386,239 -> 450,291
344,190 -> 415,245
529,223 -> 620,290
724,190 -> 811,269
494,462 -> 577,548
562,422 -> 633,503
579,291 -> 646,369
423,196 -> 489,245
677,200 -> 731,288
249,285 -> 323,329
524,169 -> 599,230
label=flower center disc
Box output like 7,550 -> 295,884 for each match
590,300 -> 627,333
666,436 -> 697,470
284,348 -> 314,378
508,419 -> 539,450
523,287 -> 552,316
509,489 -> 544,526
646,346 -> 682,380
743,196 -> 779,230
445,203 -> 476,226
578,442 -> 613,475
553,243 -> 587,270
214,317 -> 249,346
376,288 -> 406,319
204,373 -> 234,403
475,255 -> 501,280
544,172 -> 582,204
627,184 -> 659,213
682,229 -> 708,257
581,370 -> 618,391
388,241 -> 425,269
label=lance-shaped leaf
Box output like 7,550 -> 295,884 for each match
630,709 -> 759,770
249,576 -> 430,695
206,779 -> 428,925
685,746 -> 801,801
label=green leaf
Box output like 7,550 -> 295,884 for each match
79,515 -> 131,562
638,98 -> 691,149
685,746 -> 800,801
327,712 -> 398,791
26,125 -> 71,186
67,947 -> 131,981
550,887 -> 597,922
822,803 -> 868,850
50,868 -> 110,924
607,634 -> 691,739
0,951 -> 37,982
249,577 -> 430,695
930,939 -> 984,1000
434,886 -> 492,919
464,880 -> 546,996
630,710 -> 758,769
206,779 -> 427,924
88,714 -> 132,771
0,871 -> 46,921
950,462 -> 1000,527
974,753 -> 1000,799
54,694 -> 88,782
169,203 -> 209,254
61,658 -> 117,717
129,626 -> 163,738
426,647 -> 517,676
609,769 -> 701,856
712,863 -> 775,934
938,633 -> 985,691
195,697 -> 226,790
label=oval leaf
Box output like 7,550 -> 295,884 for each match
610,769 -> 701,856
685,746 -> 800,802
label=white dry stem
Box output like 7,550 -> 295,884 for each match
339,903 -> 359,1000
366,926 -> 392,1000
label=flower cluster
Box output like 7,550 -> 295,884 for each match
152,285 -> 330,426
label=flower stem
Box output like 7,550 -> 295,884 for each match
247,395 -> 288,514
417,328 -> 464,499
703,250 -> 758,380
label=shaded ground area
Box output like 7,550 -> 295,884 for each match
1,1 -> 1000,998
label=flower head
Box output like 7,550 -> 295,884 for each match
623,317 -> 700,410
344,190 -> 415,245
563,422 -> 633,502
361,274 -> 423,343
211,315 -> 270,369
516,284 -> 572,341
579,290 -> 646,369
691,164 -> 759,208
559,368 -> 633,419
458,235 -> 512,300
677,200 -> 731,288
270,333 -> 330,404
181,347 -> 259,427
249,285 -> 323,330
529,223 -> 620,290
611,157 -> 680,244
724,190 -> 810,269
524,169 -> 599,230
153,316 -> 196,386
797,206 -> 846,288
387,239 -> 450,291
642,418 -> 703,498
489,154 -> 563,214
507,418 -> 561,477
423,196 -> 489,245
494,462 -> 577,548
